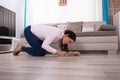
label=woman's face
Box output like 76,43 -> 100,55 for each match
62,34 -> 74,44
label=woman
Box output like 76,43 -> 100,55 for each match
13,24 -> 80,56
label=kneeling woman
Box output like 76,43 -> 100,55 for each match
13,24 -> 80,56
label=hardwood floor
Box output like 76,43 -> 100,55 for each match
0,52 -> 120,80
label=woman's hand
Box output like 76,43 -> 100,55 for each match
73,51 -> 80,56
56,50 -> 68,56
67,51 -> 80,56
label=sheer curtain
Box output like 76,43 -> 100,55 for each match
26,0 -> 102,25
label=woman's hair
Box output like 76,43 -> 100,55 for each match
64,30 -> 76,41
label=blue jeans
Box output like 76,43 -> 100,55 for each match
21,26 -> 46,56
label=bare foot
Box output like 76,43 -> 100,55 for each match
13,44 -> 22,56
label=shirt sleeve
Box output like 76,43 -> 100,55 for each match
41,33 -> 58,54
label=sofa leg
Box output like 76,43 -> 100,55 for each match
108,50 -> 117,55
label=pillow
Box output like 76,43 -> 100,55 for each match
67,22 -> 83,32
98,25 -> 116,31
57,24 -> 67,31
82,24 -> 95,32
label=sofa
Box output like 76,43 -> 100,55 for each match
18,21 -> 118,55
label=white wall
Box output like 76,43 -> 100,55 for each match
27,0 -> 102,25
0,0 -> 24,38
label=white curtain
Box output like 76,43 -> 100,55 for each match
26,0 -> 102,25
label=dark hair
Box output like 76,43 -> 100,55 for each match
64,30 -> 76,41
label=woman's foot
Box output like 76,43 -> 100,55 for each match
13,44 -> 22,56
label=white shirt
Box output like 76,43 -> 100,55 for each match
31,24 -> 64,54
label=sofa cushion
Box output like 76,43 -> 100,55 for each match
67,22 -> 83,32
75,31 -> 117,37
57,24 -> 67,31
83,21 -> 106,31
82,23 -> 95,32
75,36 -> 118,43
98,25 -> 116,31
